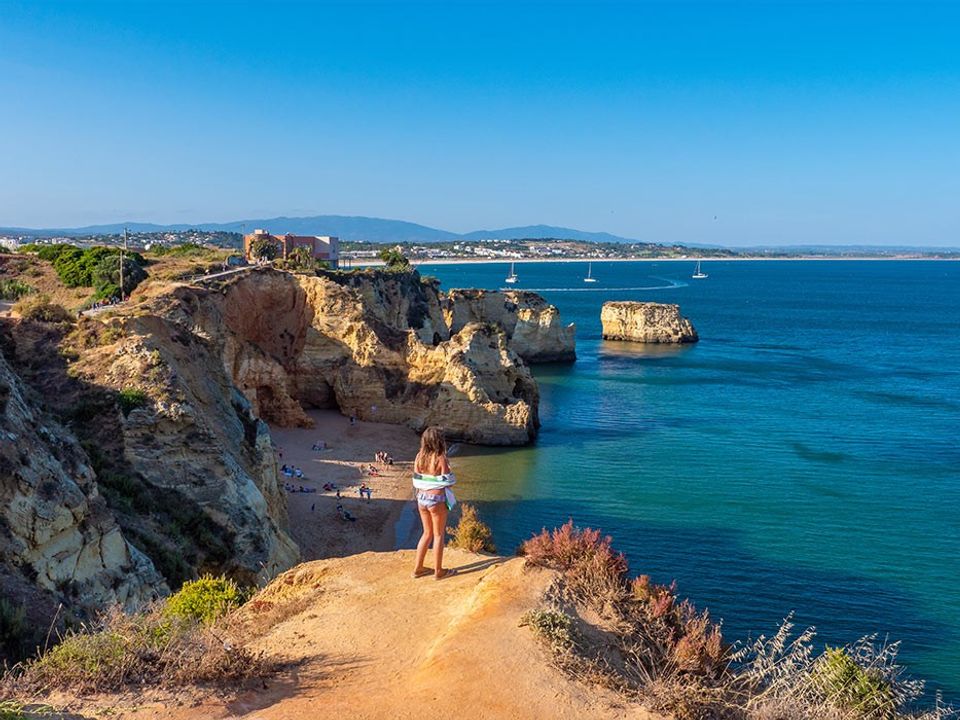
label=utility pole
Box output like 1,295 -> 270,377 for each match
119,227 -> 128,301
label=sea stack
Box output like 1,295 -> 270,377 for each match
600,301 -> 699,343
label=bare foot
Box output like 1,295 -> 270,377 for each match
412,568 -> 432,579
434,568 -> 457,580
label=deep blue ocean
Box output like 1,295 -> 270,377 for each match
417,259 -> 960,703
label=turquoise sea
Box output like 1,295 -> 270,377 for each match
417,259 -> 960,703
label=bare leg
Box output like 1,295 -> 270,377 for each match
413,503 -> 433,577
430,504 -> 449,578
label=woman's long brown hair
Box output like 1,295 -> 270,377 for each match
416,426 -> 447,473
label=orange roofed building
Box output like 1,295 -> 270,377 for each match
243,229 -> 339,268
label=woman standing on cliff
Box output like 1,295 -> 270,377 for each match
412,426 -> 457,580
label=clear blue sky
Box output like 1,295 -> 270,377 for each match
1,1 -> 958,246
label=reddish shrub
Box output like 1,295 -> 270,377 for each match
521,520 -> 628,580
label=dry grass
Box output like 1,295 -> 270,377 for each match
0,254 -> 91,311
448,504 -> 496,553
3,576 -> 277,699
11,295 -> 73,324
724,616 -> 957,720
3,605 -> 271,697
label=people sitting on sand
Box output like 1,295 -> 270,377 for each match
412,426 -> 456,581
312,441 -> 327,451
295,467 -> 304,478
322,482 -> 337,492
336,502 -> 356,522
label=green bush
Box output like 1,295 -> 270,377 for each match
248,236 -> 278,261
31,630 -> 127,686
27,244 -> 148,294
378,247 -> 410,270
117,388 -> 148,416
164,575 -> 245,624
33,243 -> 76,262
0,279 -> 34,300
12,294 -> 73,323
448,504 -> 496,553
812,647 -> 896,718
520,608 -> 577,651
91,255 -> 146,297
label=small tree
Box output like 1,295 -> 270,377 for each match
288,245 -> 314,270
378,247 -> 410,270
249,236 -> 279,261
92,255 -> 147,297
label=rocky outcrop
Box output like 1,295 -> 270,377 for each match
76,313 -> 301,583
0,351 -> 166,615
600,301 -> 698,343
204,270 -> 539,445
442,289 -> 576,363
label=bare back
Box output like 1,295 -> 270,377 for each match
414,451 -> 450,477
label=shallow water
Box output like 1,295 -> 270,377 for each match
413,259 -> 960,702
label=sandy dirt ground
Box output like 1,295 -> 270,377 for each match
269,410 -> 424,561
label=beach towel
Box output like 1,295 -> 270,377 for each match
412,472 -> 457,510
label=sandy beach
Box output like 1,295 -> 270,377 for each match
269,409 -> 423,562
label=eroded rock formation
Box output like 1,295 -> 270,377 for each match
74,311 -> 301,583
442,289 -> 576,363
202,270 -> 541,445
600,301 -> 698,343
0,352 -> 166,616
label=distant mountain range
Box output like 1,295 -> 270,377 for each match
0,215 -> 642,244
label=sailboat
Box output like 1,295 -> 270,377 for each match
692,259 -> 708,279
505,262 -> 519,284
583,262 -> 597,283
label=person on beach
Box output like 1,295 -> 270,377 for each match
411,426 -> 457,580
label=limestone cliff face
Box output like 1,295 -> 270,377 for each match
442,289 -> 576,363
0,352 -> 166,615
600,302 -> 699,344
81,309 -> 301,582
209,270 -> 539,445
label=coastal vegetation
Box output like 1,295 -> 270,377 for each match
0,280 -> 33,301
448,504 -> 496,553
247,235 -> 278,261
17,243 -> 147,300
518,521 -> 952,720
378,247 -> 412,270
3,575 -> 267,696
11,294 -> 72,323
163,575 -> 246,625
116,387 -> 148,417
